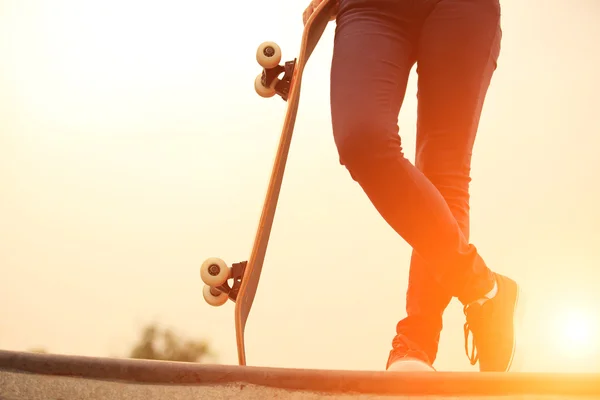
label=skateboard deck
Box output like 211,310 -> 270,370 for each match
200,0 -> 337,366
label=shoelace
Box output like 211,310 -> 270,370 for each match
463,303 -> 484,366
463,314 -> 479,366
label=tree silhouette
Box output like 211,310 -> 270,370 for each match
128,323 -> 216,363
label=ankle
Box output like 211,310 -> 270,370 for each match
472,277 -> 498,306
460,273 -> 497,306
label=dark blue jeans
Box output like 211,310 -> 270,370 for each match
330,0 -> 501,362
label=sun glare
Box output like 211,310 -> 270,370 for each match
554,309 -> 598,359
564,314 -> 591,343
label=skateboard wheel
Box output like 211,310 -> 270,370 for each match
200,257 -> 231,287
256,41 -> 281,69
203,284 -> 228,307
254,73 -> 277,98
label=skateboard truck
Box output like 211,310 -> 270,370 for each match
254,41 -> 297,101
200,258 -> 247,306
215,261 -> 247,302
260,60 -> 296,101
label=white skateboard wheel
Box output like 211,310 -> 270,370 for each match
203,284 -> 228,307
256,41 -> 281,69
200,257 -> 231,287
254,74 -> 277,98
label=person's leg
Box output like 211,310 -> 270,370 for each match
393,0 -> 500,364
397,0 -> 519,372
330,1 -> 440,370
330,0 -> 418,145
395,261 -> 452,364
330,0 -> 494,369
331,0 -> 495,308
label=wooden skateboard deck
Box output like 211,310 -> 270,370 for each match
200,0 -> 337,366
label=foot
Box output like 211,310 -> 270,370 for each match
463,272 -> 519,371
386,335 -> 436,371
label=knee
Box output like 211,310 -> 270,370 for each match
332,115 -> 402,178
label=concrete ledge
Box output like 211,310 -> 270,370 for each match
1,350 -> 599,399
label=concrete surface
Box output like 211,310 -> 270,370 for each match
1,350 -> 600,399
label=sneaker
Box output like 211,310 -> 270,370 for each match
463,272 -> 519,371
386,335 -> 436,371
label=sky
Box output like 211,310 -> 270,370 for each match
1,0 -> 600,373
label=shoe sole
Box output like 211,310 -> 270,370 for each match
509,282 -> 526,372
387,358 -> 436,372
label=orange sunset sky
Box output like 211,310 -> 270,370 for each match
1,0 -> 599,373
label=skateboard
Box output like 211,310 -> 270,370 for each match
199,0 -> 337,366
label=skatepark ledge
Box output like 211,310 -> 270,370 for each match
1,350 -> 600,399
